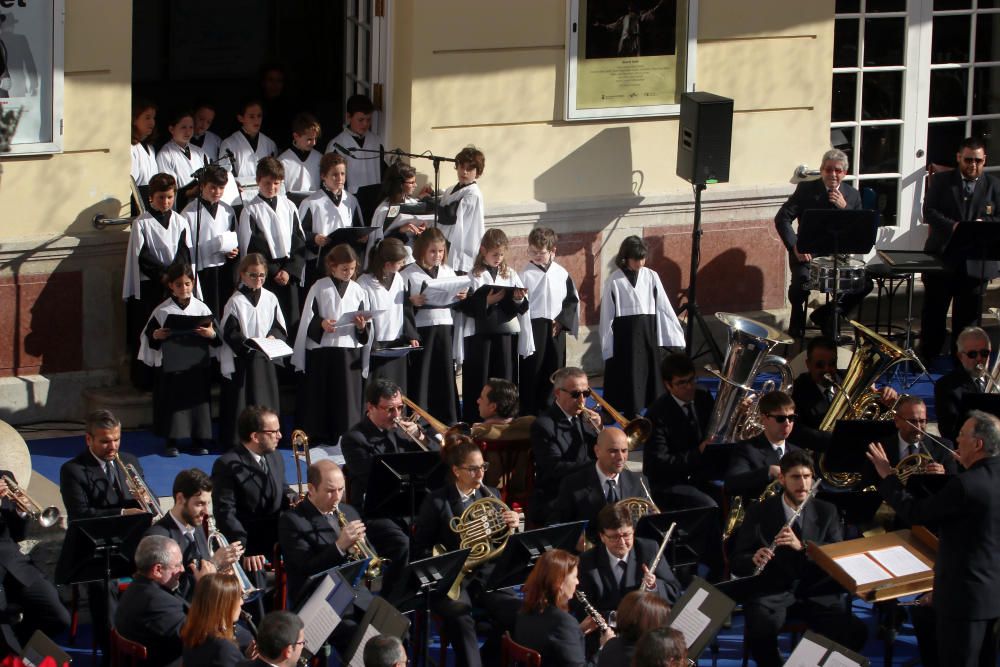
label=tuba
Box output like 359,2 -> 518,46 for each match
818,321 -> 925,488
436,489 -> 512,600
705,313 -> 794,444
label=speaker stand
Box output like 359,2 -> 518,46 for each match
679,183 -> 724,367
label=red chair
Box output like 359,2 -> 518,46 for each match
272,542 -> 287,610
110,628 -> 148,667
501,632 -> 541,667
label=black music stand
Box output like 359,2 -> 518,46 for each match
824,419 -> 898,486
55,514 -> 152,649
482,521 -> 587,593
666,576 -> 736,660
637,508 -> 715,571
388,548 -> 470,667
363,452 -> 445,549
944,221 -> 1000,325
961,393 -> 1000,421
799,209 -> 878,342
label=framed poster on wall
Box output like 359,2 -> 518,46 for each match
565,0 -> 696,120
0,0 -> 64,154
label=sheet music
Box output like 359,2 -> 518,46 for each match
865,546 -> 930,577
669,587 -> 711,649
824,651 -> 861,667
218,230 -> 239,254
385,212 -> 435,234
297,576 -> 343,654
419,276 -> 471,306
833,553 -> 892,585
372,345 -> 422,359
334,309 -> 385,330
784,636 -> 827,666
348,625 -> 381,667
249,337 -> 294,359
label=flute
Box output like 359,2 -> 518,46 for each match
574,590 -> 610,633
646,521 -> 677,576
753,480 -> 822,576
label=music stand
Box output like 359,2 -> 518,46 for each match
637,508 -> 715,570
55,514 -> 152,649
666,576 -> 736,660
387,548 -> 470,667
944,221 -> 1000,325
961,393 -> 1000,422
482,521 -> 587,593
824,419 -> 898,486
291,558 -> 371,611
798,209 -> 878,341
363,452 -> 445,549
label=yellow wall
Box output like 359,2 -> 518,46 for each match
391,0 -> 836,206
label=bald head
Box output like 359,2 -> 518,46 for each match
595,428 -> 629,477
307,460 -> 346,513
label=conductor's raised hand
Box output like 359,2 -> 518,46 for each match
153,327 -> 170,341
486,288 -> 505,305
274,270 -> 290,287
242,554 -> 267,572
336,519 -> 365,552
866,442 -> 893,479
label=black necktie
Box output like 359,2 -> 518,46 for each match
617,559 -> 628,590
774,446 -> 784,461
105,462 -> 121,495
571,417 -> 584,448
259,455 -> 269,476
181,146 -> 191,160
606,479 -> 618,504
685,403 -> 700,439
332,193 -> 342,206
353,134 -> 365,148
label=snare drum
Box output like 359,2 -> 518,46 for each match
807,256 -> 867,294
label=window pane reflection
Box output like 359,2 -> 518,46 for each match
932,15 -> 971,64
834,19 -> 860,68
973,67 -> 1000,114
857,178 -> 899,226
862,71 -> 902,119
832,127 -> 855,169
976,14 -> 1000,62
832,73 -> 858,122
972,118 -> 1000,150
867,0 -> 905,11
927,122 -> 966,166
934,0 -> 971,8
864,18 -> 905,66
929,69 -> 969,116
860,125 -> 901,173
836,0 -> 860,11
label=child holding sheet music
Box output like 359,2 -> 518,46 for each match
156,109 -> 207,211
181,165 -> 238,317
299,152 -> 365,289
367,162 -> 427,266
238,157 -> 306,338
359,238 -> 420,392
457,229 -> 533,424
518,227 -> 580,415
402,228 -> 467,425
292,244 -> 372,447
139,262 -> 221,457
219,253 -> 288,450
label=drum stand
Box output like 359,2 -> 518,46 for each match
680,183 -> 724,367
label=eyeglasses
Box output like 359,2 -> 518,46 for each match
765,414 -> 798,423
670,376 -> 697,387
904,418 -> 928,426
821,167 -> 846,174
560,388 -> 592,399
292,640 -> 306,647
460,464 -> 489,473
246,272 -> 266,279
964,349 -> 991,359
602,531 -> 634,542
962,157 -> 985,164
378,403 -> 404,413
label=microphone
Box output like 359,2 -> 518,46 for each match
333,142 -> 355,155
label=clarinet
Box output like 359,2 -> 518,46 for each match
574,590 -> 610,633
753,480 -> 822,576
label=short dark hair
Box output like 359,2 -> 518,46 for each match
484,379 -> 519,418
237,405 -> 277,443
320,151 -> 347,177
256,156 -> 284,181
164,262 -> 195,284
596,504 -> 633,533
758,391 -> 794,415
614,235 -> 647,270
236,98 -> 263,117
148,173 -> 177,195
961,136 -> 986,153
454,146 -> 485,176
661,353 -> 695,382
256,610 -> 304,661
633,627 -> 687,667
806,335 -> 837,358
291,112 -> 321,137
363,635 -> 404,667
528,227 -> 557,251
86,409 -> 121,435
346,94 -> 375,116
366,377 -> 401,407
172,468 -> 212,499
779,448 -> 815,474
199,165 -> 228,187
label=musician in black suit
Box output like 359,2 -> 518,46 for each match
725,391 -> 803,498
0,472 -> 69,654
730,450 -> 867,667
935,326 -> 991,442
147,468 -> 242,601
868,410 -> 1000,667
59,409 -> 151,662
115,535 -> 211,667
774,148 -> 867,338
920,137 -> 1000,359
554,427 -> 651,542
885,395 -> 958,474
529,366 -> 602,525
240,610 -> 305,667
413,437 -> 520,667
576,505 -> 681,623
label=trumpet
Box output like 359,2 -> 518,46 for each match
291,429 -> 311,499
336,507 -> 386,582
206,514 -> 260,601
0,475 -> 60,527
114,454 -> 165,519
588,391 -> 652,450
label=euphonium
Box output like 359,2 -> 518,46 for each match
206,515 -> 260,601
704,313 -> 793,444
436,489 -> 511,600
114,454 -> 165,519
336,507 -> 386,581
589,392 -> 652,450
1,474 -> 60,527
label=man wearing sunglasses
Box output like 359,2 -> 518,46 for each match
935,326 -> 992,442
725,392 -> 803,499
530,366 -> 602,525
921,136 -> 1000,360
774,148 -> 867,339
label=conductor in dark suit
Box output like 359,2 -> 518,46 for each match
115,535 -> 211,667
774,148 -> 867,338
529,366 -> 602,525
555,427 -> 651,542
730,450 -> 867,667
240,610 -> 305,667
935,326 -> 990,442
725,391 -> 803,498
577,504 -> 682,621
868,410 -> 1000,667
920,137 -> 1000,359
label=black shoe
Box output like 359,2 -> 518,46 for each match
163,446 -> 179,457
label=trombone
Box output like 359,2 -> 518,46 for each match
291,429 -> 311,499
588,392 -> 652,450
0,475 -> 60,527
400,394 -> 470,440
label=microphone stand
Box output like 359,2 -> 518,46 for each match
346,145 -> 458,227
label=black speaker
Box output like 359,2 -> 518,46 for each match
676,92 -> 733,184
